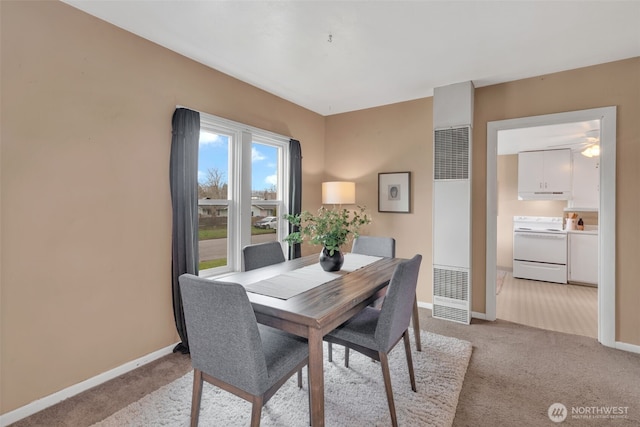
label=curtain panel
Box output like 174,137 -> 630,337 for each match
288,139 -> 302,260
170,108 -> 200,354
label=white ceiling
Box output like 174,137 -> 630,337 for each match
63,0 -> 640,117
498,119 -> 601,155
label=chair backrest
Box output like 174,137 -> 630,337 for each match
179,274 -> 269,395
243,241 -> 286,271
374,254 -> 422,352
352,236 -> 396,258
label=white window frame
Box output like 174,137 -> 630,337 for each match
198,112 -> 290,278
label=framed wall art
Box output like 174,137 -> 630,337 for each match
378,172 -> 411,213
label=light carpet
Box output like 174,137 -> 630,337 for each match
93,331 -> 472,427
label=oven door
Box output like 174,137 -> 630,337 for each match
513,260 -> 567,284
513,231 -> 567,265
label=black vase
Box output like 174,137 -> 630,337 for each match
318,247 -> 344,272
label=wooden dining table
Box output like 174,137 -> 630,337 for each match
216,253 -> 407,427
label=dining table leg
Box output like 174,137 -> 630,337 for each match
308,327 -> 325,426
412,295 -> 422,351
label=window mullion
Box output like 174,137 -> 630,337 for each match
237,131 -> 253,270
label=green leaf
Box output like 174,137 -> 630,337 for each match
282,206 -> 371,252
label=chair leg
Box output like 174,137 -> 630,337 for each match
379,352 -> 398,427
345,347 -> 350,368
250,396 -> 263,427
328,342 -> 333,362
190,369 -> 204,427
298,369 -> 303,388
307,365 -> 311,426
403,330 -> 417,392
413,294 -> 422,351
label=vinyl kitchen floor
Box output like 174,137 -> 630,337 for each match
496,271 -> 597,338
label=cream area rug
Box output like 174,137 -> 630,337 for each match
93,331 -> 472,427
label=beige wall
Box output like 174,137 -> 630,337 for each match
324,99 -> 433,303
474,58 -> 640,346
325,58 -> 640,347
2,0 -> 639,418
0,1 -> 324,413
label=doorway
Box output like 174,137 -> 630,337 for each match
485,107 -> 617,348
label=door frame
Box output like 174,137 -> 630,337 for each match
485,106 -> 616,348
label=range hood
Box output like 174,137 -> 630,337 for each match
518,191 -> 571,201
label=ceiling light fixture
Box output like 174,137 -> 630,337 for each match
581,144 -> 600,158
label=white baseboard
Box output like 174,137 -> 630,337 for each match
418,300 -> 640,355
616,340 -> 640,354
0,342 -> 179,427
471,311 -> 487,320
417,301 -> 432,310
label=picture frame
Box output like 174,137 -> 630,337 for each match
378,172 -> 411,213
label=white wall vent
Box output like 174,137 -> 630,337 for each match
432,81 -> 474,325
434,127 -> 470,180
433,266 -> 471,324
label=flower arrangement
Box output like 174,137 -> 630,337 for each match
283,206 -> 371,255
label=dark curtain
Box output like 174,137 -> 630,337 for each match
288,139 -> 302,260
170,108 -> 200,354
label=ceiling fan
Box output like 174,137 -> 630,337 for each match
545,128 -> 600,150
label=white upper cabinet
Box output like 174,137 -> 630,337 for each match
518,149 -> 571,200
568,154 -> 599,210
518,151 -> 545,193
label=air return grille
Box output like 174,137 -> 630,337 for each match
433,305 -> 470,324
434,127 -> 470,180
433,267 -> 471,324
433,268 -> 469,300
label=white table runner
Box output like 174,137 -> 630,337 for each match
244,253 -> 382,300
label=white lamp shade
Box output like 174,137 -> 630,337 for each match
322,181 -> 356,204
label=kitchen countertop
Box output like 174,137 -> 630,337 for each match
566,229 -> 598,235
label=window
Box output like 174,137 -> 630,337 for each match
197,113 -> 290,276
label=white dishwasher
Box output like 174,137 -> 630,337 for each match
568,231 -> 598,286
513,216 -> 567,284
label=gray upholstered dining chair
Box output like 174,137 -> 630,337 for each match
324,254 -> 422,427
352,235 -> 422,353
352,235 -> 396,258
243,241 -> 286,271
179,274 -> 309,427
242,240 -> 304,387
328,235 -> 400,364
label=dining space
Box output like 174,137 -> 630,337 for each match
180,238 -> 423,427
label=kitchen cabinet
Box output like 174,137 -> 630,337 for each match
569,154 -> 599,210
568,232 -> 598,285
518,149 -> 572,200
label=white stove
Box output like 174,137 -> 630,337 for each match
513,216 -> 565,233
513,216 -> 567,284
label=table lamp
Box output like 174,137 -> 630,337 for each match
322,181 -> 355,205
